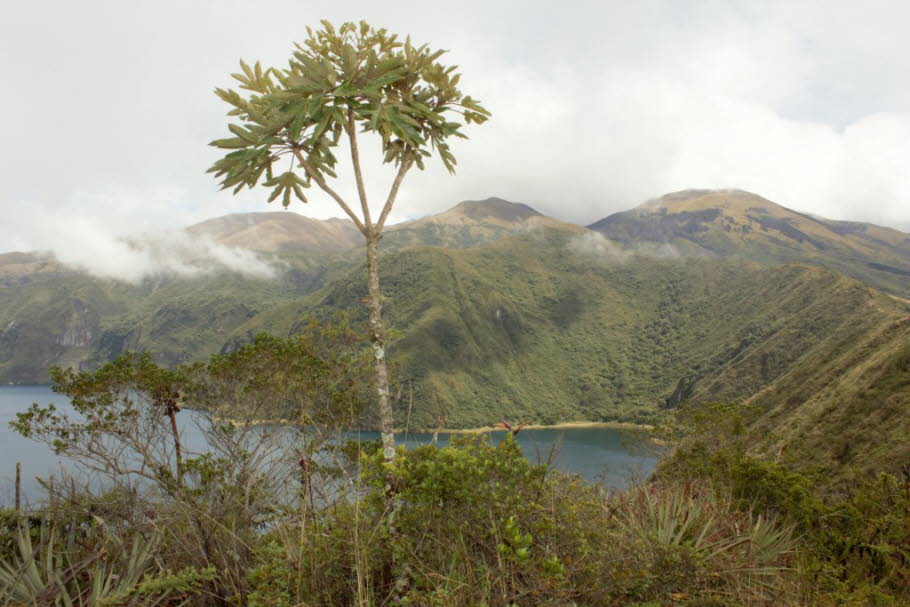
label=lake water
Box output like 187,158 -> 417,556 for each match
0,385 -> 658,505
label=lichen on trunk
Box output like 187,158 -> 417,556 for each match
365,235 -> 396,462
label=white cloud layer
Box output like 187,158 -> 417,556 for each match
567,232 -> 686,264
2,0 -> 909,269
2,186 -> 280,281
51,229 -> 280,283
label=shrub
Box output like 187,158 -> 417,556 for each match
247,436 -> 801,606
0,515 -> 212,606
658,401 -> 910,604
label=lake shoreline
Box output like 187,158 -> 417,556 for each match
2,386 -> 659,492
208,414 -> 652,434
433,421 -> 652,434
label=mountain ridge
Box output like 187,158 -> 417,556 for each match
186,212 -> 362,254
4,190 -> 909,280
588,188 -> 910,297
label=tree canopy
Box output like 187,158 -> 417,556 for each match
207,20 -> 490,231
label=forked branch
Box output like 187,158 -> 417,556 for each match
376,160 -> 413,233
293,149 -> 367,235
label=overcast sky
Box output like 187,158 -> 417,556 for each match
2,0 -> 909,261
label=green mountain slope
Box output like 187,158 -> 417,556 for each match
0,268 -> 301,382
0,198 -> 549,382
746,312 -> 910,481
231,223 -> 910,438
589,189 -> 910,297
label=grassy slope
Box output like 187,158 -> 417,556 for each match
0,271 -> 128,382
746,312 -> 910,481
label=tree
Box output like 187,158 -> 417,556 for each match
12,324 -> 373,495
207,20 -> 490,461
12,327 -> 376,601
12,353 -> 190,489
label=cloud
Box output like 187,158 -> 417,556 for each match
50,230 -> 281,283
1,0 -> 909,251
418,18 -> 910,229
3,187 -> 280,282
567,232 -> 686,263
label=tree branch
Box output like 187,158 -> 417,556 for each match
375,159 -> 412,233
347,109 -> 373,232
292,149 -> 366,235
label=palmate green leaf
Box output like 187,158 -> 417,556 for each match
340,44 -> 356,74
207,147 -> 273,193
287,103 -> 310,140
232,59 -> 275,94
366,104 -> 384,130
264,171 -> 309,207
402,100 -> 436,119
439,144 -> 457,174
310,110 -> 334,144
464,111 -> 490,125
384,108 -> 425,147
440,121 -> 462,136
214,87 -> 248,114
364,69 -> 405,91
333,82 -> 360,97
393,106 -> 424,129
461,95 -> 491,117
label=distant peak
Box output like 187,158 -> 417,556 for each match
183,210 -> 361,254
451,197 -> 541,222
634,189 -> 785,215
642,188 -> 766,207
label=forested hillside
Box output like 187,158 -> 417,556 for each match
234,222 -> 910,438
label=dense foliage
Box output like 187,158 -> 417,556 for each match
4,333 -> 908,605
656,401 -> 910,605
208,20 -> 489,207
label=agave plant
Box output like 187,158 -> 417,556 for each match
615,483 -> 798,602
0,518 -> 206,606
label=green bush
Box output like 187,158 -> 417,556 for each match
658,401 -> 910,604
247,435 -> 801,606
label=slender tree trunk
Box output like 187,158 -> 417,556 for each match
365,234 -> 396,462
166,408 -> 184,487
